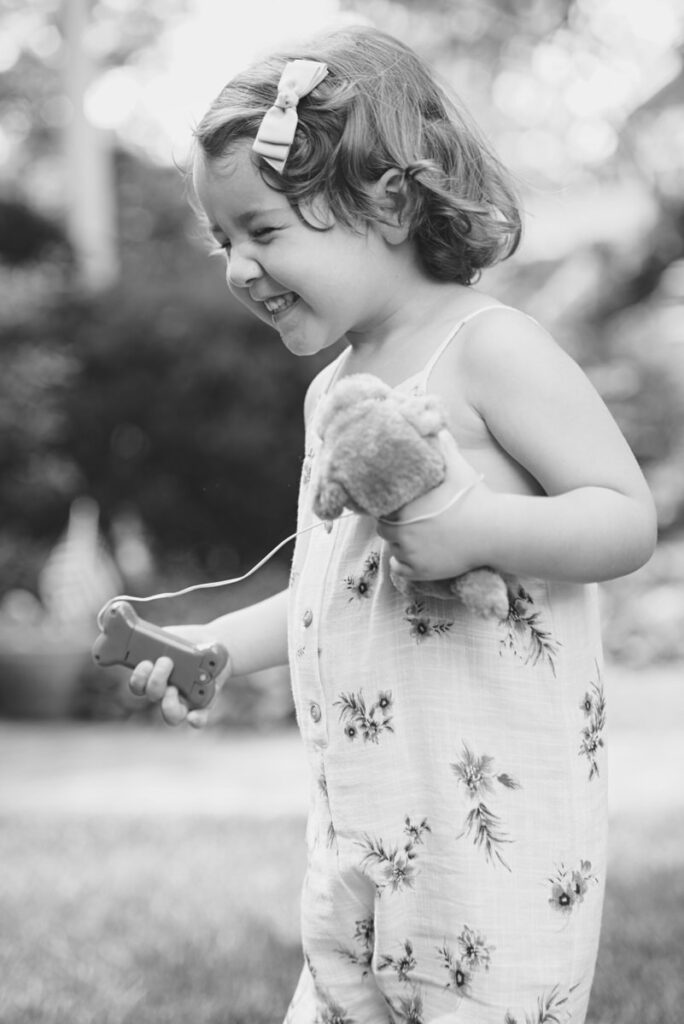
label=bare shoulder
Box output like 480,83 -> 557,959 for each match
459,306 -> 560,370
450,304 -> 654,502
456,306 -> 586,409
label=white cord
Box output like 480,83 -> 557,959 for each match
377,474 -> 484,526
95,515 -> 351,630
96,477 -> 484,629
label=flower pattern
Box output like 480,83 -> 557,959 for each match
578,664 -> 606,780
345,551 -> 381,601
315,995 -> 355,1024
334,689 -> 394,743
335,916 -> 375,977
500,583 -> 560,675
302,447 -> 315,486
437,924 -> 494,1002
505,983 -> 576,1023
384,988 -> 425,1024
405,602 -> 454,643
548,860 -> 597,915
306,956 -> 363,1024
317,770 -> 336,848
451,743 -> 521,871
357,817 -> 431,895
377,939 -> 417,982
286,389 -> 604,1022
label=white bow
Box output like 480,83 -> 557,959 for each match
253,59 -> 328,174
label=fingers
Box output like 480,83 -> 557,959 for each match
438,428 -> 460,455
151,657 -> 178,702
187,707 -> 212,729
388,555 -> 413,579
160,685 -> 189,727
129,660 -> 154,697
129,655 -> 215,728
376,520 -> 408,556
133,656 -> 174,703
375,516 -> 413,575
375,519 -> 392,542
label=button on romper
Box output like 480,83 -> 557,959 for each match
285,309 -> 608,1024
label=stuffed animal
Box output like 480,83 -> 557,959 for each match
312,373 -> 510,620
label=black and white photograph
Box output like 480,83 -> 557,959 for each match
0,1 -> 682,1022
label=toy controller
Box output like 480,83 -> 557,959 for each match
92,601 -> 228,710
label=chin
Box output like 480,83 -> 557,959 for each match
282,339 -> 320,357
280,330 -> 332,358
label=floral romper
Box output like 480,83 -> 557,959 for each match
285,308 -> 608,1024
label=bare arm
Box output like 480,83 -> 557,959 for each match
379,313 -> 657,584
129,588 -> 290,727
471,480 -> 655,582
129,362 -> 335,725
175,589 -> 289,676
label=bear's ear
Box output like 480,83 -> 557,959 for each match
400,394 -> 447,438
313,478 -> 350,520
333,374 -> 390,407
316,373 -> 389,437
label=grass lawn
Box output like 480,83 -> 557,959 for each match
1,810 -> 682,1024
0,816 -> 305,1024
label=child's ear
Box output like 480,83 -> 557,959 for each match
370,168 -> 411,244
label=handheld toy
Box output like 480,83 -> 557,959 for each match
92,601 -> 228,710
312,373 -> 511,619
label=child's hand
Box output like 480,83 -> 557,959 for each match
376,431 -> 491,581
128,625 -> 231,729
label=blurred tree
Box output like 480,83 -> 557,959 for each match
0,143 -> 339,594
0,196 -> 70,263
0,0 -> 683,671
62,0 -> 118,290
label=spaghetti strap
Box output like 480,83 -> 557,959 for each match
415,303 -> 536,393
322,349 -> 350,394
320,304 -> 537,399
419,304 -> 509,382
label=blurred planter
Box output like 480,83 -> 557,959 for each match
0,625 -> 91,718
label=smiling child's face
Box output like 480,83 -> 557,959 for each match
193,141 -> 401,357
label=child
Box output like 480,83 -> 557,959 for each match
129,26 -> 657,1024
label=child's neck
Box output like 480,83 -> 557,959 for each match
343,279 -> 485,386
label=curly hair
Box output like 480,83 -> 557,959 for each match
192,26 -> 521,285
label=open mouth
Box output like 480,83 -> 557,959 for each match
263,292 -> 298,317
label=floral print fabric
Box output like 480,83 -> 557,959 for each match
285,346 -> 607,1024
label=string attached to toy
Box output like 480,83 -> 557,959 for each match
95,515 -> 350,631
96,477 -> 485,630
377,474 -> 484,526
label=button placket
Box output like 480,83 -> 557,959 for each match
292,465 -> 339,749
297,529 -> 329,747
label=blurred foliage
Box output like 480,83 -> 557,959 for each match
0,0 -> 683,721
0,149 -> 338,591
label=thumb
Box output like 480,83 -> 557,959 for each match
187,707 -> 212,729
389,555 -> 414,579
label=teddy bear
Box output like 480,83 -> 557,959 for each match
311,373 -> 511,620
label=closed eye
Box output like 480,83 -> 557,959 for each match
251,226 -> 279,242
208,224 -> 281,258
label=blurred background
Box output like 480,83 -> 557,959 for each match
0,0 -> 683,720
0,1 -> 683,1022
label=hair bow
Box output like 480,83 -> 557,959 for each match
253,59 -> 328,174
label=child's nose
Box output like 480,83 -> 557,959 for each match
226,249 -> 262,290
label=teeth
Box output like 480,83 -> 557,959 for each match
264,293 -> 297,314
